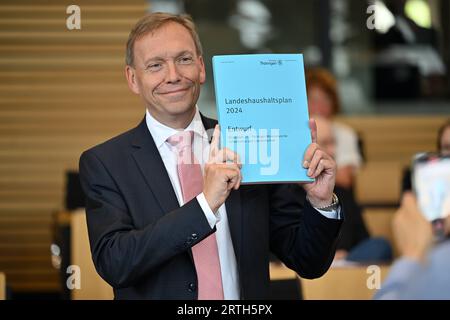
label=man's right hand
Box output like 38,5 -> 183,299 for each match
203,125 -> 242,213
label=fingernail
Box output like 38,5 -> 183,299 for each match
303,161 -> 309,168
307,169 -> 312,176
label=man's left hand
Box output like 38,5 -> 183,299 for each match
300,119 -> 336,208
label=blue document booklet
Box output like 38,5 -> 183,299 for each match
212,53 -> 313,184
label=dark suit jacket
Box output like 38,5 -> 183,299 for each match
79,114 -> 343,299
291,185 -> 368,252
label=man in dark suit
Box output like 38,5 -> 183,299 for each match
79,12 -> 343,300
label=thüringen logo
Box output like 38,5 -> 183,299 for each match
260,60 -> 282,66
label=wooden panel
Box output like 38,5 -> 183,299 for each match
71,209 -> 113,300
0,0 -> 147,293
271,261 -> 393,300
334,116 -> 446,206
336,116 -> 446,164
355,162 -> 403,205
269,263 -> 297,281
0,272 -> 5,300
300,265 -> 391,300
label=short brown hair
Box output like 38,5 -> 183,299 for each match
125,12 -> 203,67
306,67 -> 341,115
438,119 -> 450,151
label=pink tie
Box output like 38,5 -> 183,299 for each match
167,131 -> 224,300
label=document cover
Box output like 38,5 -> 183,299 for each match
212,54 -> 313,184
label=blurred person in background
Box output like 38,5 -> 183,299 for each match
293,117 -> 392,263
437,120 -> 450,156
306,68 -> 363,190
374,192 -> 450,299
401,119 -> 450,194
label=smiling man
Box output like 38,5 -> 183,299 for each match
125,20 -> 205,129
79,12 -> 343,300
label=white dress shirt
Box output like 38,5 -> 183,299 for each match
145,108 -> 240,299
145,107 -> 341,300
333,121 -> 362,170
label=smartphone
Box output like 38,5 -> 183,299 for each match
412,153 -> 450,223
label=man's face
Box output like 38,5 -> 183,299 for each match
126,22 -> 206,127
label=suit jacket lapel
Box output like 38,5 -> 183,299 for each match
130,118 -> 180,214
130,114 -> 243,268
224,190 -> 243,268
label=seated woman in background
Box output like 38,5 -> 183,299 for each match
306,67 -> 363,190
292,117 -> 392,263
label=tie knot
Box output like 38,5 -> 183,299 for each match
167,130 -> 194,151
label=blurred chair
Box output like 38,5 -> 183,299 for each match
355,162 -> 402,206
363,208 -> 398,256
0,272 -> 5,300
269,262 -> 302,300
70,209 -> 113,300
300,265 -> 390,300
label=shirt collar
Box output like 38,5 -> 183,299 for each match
145,106 -> 208,149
